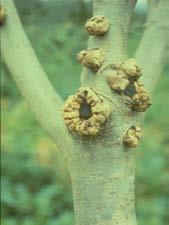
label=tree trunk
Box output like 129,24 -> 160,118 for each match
71,1 -> 137,223
70,145 -> 136,225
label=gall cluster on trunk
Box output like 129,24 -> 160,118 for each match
123,126 -> 142,148
108,70 -> 130,93
64,16 -> 111,135
62,87 -> 111,136
0,5 -> 7,25
77,48 -> 105,72
108,58 -> 151,112
85,16 -> 110,36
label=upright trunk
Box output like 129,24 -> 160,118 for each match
68,1 -> 138,225
68,132 -> 137,225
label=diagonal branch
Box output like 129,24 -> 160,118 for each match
1,0 -> 74,156
135,0 -> 169,94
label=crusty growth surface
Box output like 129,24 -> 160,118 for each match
77,48 -> 104,72
62,87 -> 111,135
85,15 -> 110,36
132,81 -> 151,112
123,126 -> 142,148
108,58 -> 142,93
122,58 -> 142,81
108,70 -> 129,94
107,58 -> 151,112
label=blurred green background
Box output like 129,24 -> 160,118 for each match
1,1 -> 169,225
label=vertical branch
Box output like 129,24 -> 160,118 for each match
70,1 -> 139,225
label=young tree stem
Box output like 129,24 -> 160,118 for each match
1,0 -> 74,157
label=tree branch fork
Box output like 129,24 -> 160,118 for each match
1,0 -> 169,224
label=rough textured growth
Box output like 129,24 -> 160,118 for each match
85,16 -> 110,36
62,87 -> 111,135
111,60 -> 124,70
132,82 -> 151,112
108,71 -> 129,94
77,48 -> 104,72
123,126 -> 142,148
0,5 -> 7,24
122,58 -> 142,80
108,58 -> 142,93
107,59 -> 151,112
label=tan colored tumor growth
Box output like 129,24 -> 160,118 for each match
77,48 -> 105,72
108,58 -> 141,94
85,16 -> 110,36
108,70 -> 129,94
62,87 -> 111,135
122,58 -> 142,81
0,5 -> 7,24
107,58 -> 151,112
123,126 -> 142,148
132,82 -> 151,112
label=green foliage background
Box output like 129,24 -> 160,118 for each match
1,1 -> 169,225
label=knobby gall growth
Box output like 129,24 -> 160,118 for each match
62,87 -> 111,135
85,15 -> 110,36
122,58 -> 142,81
77,48 -> 105,72
107,58 -> 151,112
108,58 -> 141,92
132,81 -> 151,112
123,125 -> 142,148
108,70 -> 129,93
0,5 -> 7,24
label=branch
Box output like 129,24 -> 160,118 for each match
135,0 -> 169,93
1,0 -> 74,156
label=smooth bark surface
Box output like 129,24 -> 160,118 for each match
135,0 -> 169,93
